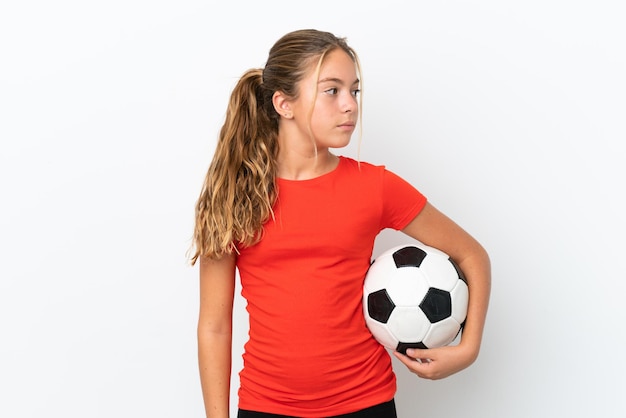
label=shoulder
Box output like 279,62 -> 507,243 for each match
338,156 -> 407,184
339,157 -> 423,197
339,156 -> 415,182
338,156 -> 386,174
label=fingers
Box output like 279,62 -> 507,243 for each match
394,346 -> 468,380
395,343 -> 477,380
405,348 -> 431,361
393,350 -> 440,380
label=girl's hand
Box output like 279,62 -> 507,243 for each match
392,343 -> 478,380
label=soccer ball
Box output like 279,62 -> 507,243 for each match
363,243 -> 469,354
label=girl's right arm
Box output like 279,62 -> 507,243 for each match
197,253 -> 237,418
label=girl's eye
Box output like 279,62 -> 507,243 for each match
323,87 -> 359,96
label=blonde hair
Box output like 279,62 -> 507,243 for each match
190,29 -> 361,263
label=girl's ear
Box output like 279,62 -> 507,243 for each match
272,91 -> 293,119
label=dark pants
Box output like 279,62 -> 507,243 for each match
237,399 -> 397,418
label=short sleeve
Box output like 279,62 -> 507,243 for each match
380,168 -> 427,231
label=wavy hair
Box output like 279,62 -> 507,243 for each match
190,29 -> 361,263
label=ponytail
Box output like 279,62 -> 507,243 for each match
190,69 -> 279,263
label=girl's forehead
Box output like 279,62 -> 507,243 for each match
316,50 -> 357,80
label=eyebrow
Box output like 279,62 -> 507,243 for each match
318,77 -> 360,86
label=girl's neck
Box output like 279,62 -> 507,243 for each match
276,149 -> 339,181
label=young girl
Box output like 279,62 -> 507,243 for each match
191,29 -> 491,418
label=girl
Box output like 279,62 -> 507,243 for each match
191,29 -> 491,418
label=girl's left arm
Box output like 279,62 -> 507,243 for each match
395,202 -> 491,380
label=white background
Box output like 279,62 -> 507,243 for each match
1,1 -> 625,417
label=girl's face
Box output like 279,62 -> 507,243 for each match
290,49 -> 360,150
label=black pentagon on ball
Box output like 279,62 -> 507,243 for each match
419,288 -> 452,323
396,341 -> 428,355
367,289 -> 395,323
392,246 -> 427,268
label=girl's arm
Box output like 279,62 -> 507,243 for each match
197,253 -> 237,418
395,202 -> 491,380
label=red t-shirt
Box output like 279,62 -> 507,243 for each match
236,156 -> 427,417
